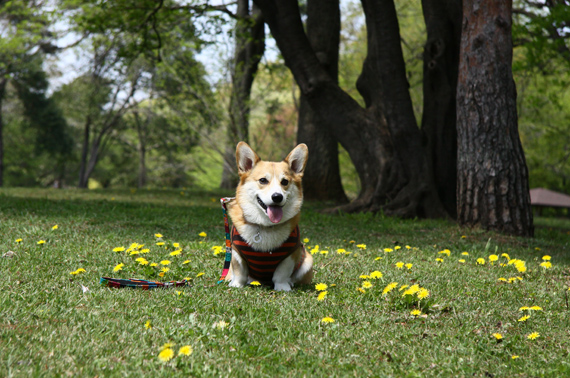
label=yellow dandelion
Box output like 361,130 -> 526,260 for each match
129,250 -> 140,255
150,263 -> 158,267
417,288 -> 430,300
518,315 -> 530,322
178,345 -> 192,356
315,283 -> 328,291
383,248 -> 393,253
303,238 -> 310,243
336,248 -> 346,254
512,355 -> 520,360
362,281 -> 373,289
317,291 -> 328,301
461,252 -> 469,256
321,317 -> 335,324
489,254 -> 499,262
399,284 -> 409,291
144,320 -> 152,330
394,246 -> 402,250
477,258 -> 485,265
37,240 -> 46,245
519,306 -> 530,311
542,255 -> 551,261
501,253 -> 510,260
250,281 -> 261,286
370,271 -> 383,279
170,250 -> 182,256
405,263 -> 413,270
349,240 -> 355,243
461,235 -> 466,239
113,263 -> 124,272
439,249 -> 451,256
310,245 -> 320,254
16,238 -> 23,243
382,282 -> 398,295
402,284 -> 420,297
161,267 -> 170,273
160,260 -> 171,265
405,245 -> 412,249
498,277 -> 507,282
359,275 -> 370,279
196,272 -> 205,277
320,250 -> 329,255
182,260 -> 190,264
492,333 -> 503,340
158,348 -> 174,362
527,332 -> 540,340
540,261 -> 552,269
356,244 -> 366,250
52,225 -> 58,230
357,287 -> 366,293
141,248 -> 150,253
198,232 -> 207,237
158,272 -> 165,277
374,256 -> 382,260
410,309 -> 422,316
529,306 -> 543,311
435,258 -> 444,262
156,242 -> 165,246
458,259 -> 466,263
155,233 -> 163,238
395,262 -> 404,269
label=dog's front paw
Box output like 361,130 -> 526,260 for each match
229,279 -> 246,288
273,282 -> 292,292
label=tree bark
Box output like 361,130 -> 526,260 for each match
421,0 -> 462,218
220,0 -> 265,189
255,0 -> 446,218
78,116 -> 92,188
456,0 -> 534,236
297,0 -> 347,203
0,79 -> 6,187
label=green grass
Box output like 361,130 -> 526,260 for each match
1,188 -> 570,377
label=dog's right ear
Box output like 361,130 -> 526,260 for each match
236,142 -> 260,174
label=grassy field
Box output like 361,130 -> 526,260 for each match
1,188 -> 569,377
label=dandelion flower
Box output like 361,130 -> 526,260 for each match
182,260 -> 190,264
170,250 -> 182,256
199,232 -> 207,237
196,272 -> 205,277
141,248 -> 150,253
250,281 -> 261,286
336,248 -> 346,254
410,309 -> 422,316
145,320 -> 152,330
405,263 -> 413,270
382,282 -> 398,295
527,332 -> 540,340
155,233 -> 163,238
395,262 -> 404,269
160,260 -> 171,265
518,315 -> 530,322
435,258 -> 444,262
321,316 -> 335,324
158,272 -> 165,277
529,306 -> 543,311
498,277 -> 507,282
540,261 -> 552,269
461,252 -> 469,256
519,306 -> 530,311
315,283 -> 328,291
37,240 -> 46,245
439,249 -> 451,256
178,345 -> 192,356
402,284 -> 420,297
384,248 -> 393,252
52,225 -> 58,230
356,244 -> 367,250
477,258 -> 485,265
310,245 -> 319,254
156,242 -> 165,246
113,247 -> 125,252
158,348 -> 175,362
501,253 -> 510,260
161,267 -> 170,273
458,259 -> 466,263
359,275 -> 370,279
492,333 -> 503,340
150,263 -> 158,267
113,263 -> 124,272
370,271 -> 383,279
320,250 -> 329,255
461,235 -> 466,239
417,288 -> 430,300
357,287 -> 366,293
512,355 -> 520,359
395,246 -> 401,250
362,281 -> 373,289
374,257 -> 382,260
399,284 -> 409,291
317,291 -> 328,301
489,254 -> 499,262
405,245 -> 412,250
303,238 -> 310,243
542,255 -> 551,261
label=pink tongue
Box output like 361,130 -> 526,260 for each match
267,206 -> 283,223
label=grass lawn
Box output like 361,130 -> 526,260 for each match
1,188 -> 569,377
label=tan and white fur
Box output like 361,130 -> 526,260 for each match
225,142 -> 313,291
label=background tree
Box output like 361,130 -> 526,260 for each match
456,0 -> 533,236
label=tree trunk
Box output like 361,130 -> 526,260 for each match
254,0 -> 446,218
0,79 -> 6,187
297,0 -> 347,203
220,0 -> 265,189
456,0 -> 533,236
78,116 -> 92,188
134,111 -> 147,188
421,0 -> 462,218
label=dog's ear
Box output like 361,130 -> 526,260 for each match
236,142 -> 260,174
284,143 -> 309,176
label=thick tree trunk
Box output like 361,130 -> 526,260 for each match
255,0 -> 446,218
421,0 -> 462,218
297,0 -> 347,203
0,79 -> 6,187
456,0 -> 534,236
78,116 -> 91,188
220,0 -> 265,189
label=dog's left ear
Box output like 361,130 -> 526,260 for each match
284,144 -> 309,176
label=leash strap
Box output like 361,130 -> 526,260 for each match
218,197 -> 235,284
100,277 -> 189,289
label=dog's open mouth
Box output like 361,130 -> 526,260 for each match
257,196 -> 283,224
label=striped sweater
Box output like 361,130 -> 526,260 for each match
231,225 -> 304,286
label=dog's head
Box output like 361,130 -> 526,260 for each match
234,142 -> 308,227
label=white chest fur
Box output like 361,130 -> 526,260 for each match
237,222 -> 293,251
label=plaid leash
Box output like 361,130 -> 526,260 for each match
100,277 -> 189,289
217,197 -> 235,284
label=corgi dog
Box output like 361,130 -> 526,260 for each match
225,142 -> 313,291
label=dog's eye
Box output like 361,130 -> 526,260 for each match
259,178 -> 268,185
281,179 -> 289,186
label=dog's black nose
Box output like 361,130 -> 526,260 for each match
271,193 -> 283,203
